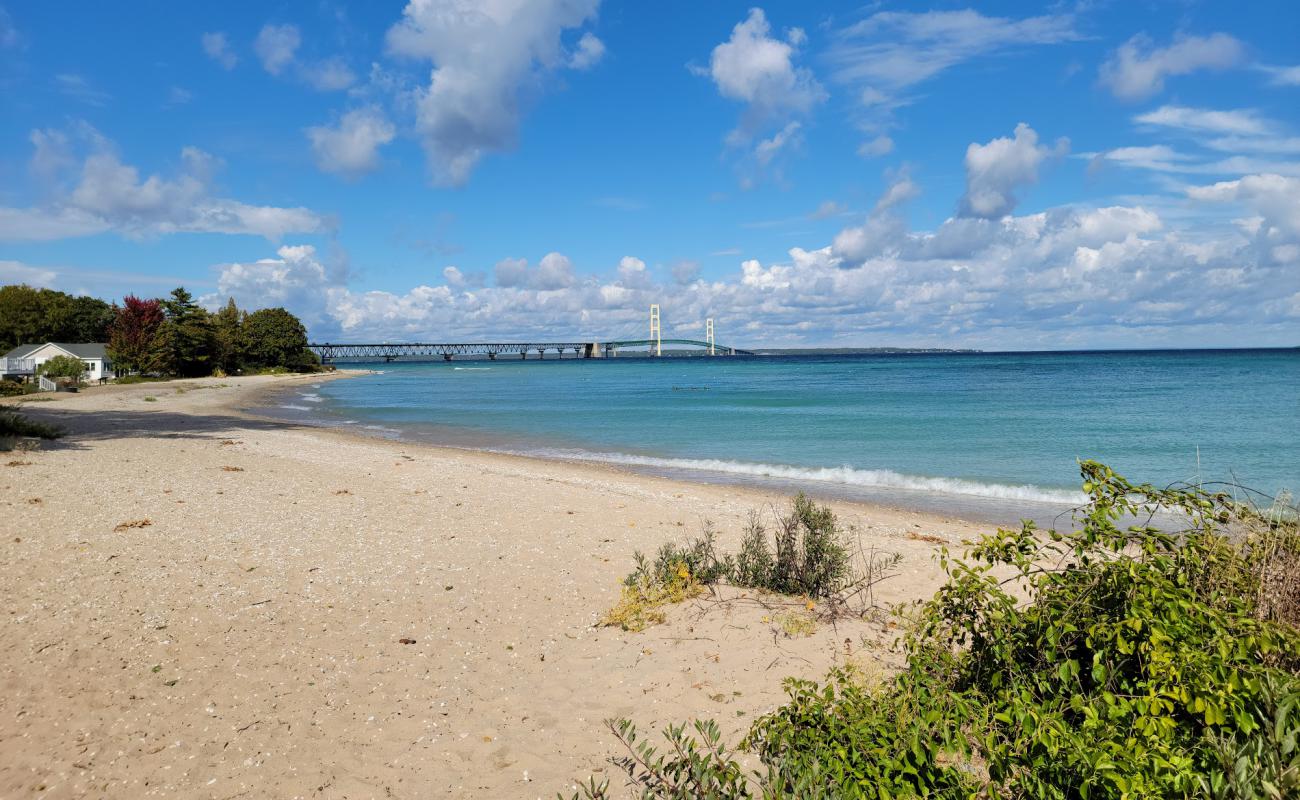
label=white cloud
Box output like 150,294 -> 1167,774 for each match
201,31 -> 237,69
830,9 -> 1078,92
493,252 -> 577,290
1135,105 -> 1272,136
255,23 -> 301,75
202,185 -> 1299,347
1099,33 -> 1244,102
569,32 -> 605,69
54,74 -> 111,106
1188,173 -> 1300,244
307,107 -> 396,179
960,123 -> 1068,219
386,0 -> 602,186
702,8 -> 824,175
1260,64 -> 1300,86
858,135 -> 894,158
0,127 -> 325,242
828,7 -> 1077,153
617,255 -> 648,287
754,121 -> 802,166
301,57 -> 357,91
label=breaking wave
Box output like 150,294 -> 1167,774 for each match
523,449 -> 1085,504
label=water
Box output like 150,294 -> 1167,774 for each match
262,350 -> 1300,523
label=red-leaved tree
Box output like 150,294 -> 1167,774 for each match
107,295 -> 164,375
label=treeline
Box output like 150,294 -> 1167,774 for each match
0,283 -> 317,377
0,285 -> 116,352
109,288 -> 317,377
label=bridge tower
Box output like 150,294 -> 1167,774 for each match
706,318 -> 715,356
649,304 -> 662,357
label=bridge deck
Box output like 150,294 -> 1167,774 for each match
308,339 -> 751,362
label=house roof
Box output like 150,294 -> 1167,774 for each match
2,342 -> 109,360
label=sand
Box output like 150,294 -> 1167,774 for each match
0,374 -> 991,799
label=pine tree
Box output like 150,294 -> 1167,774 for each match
212,297 -> 245,374
157,287 -> 216,377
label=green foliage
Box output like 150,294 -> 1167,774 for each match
37,354 -> 88,382
764,493 -> 852,599
0,284 -> 115,352
579,463 -> 1300,799
150,287 -> 216,377
241,307 -> 317,372
0,407 -> 64,441
212,297 -> 244,375
0,380 -> 25,397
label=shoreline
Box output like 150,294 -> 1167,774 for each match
245,370 -> 1082,529
1,374 -> 995,798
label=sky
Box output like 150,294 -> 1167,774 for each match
1,1 -> 1298,350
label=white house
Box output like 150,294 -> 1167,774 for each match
0,342 -> 116,382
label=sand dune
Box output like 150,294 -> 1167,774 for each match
1,374 -> 986,798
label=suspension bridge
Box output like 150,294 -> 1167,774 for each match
307,305 -> 754,363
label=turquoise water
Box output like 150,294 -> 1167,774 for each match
268,350 -> 1299,519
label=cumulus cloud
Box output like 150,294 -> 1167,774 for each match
1099,33 -> 1245,102
1188,173 -> 1300,261
202,182 -> 1298,348
385,0 -> 603,186
569,32 -> 605,69
493,252 -> 577,290
201,31 -> 237,69
252,23 -> 354,91
0,126 -> 325,242
255,23 -> 301,75
307,107 -> 396,179
960,123 -> 1068,219
702,8 -> 823,176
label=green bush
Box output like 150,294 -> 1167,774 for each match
575,463 -> 1300,799
38,354 -> 88,383
0,380 -> 24,397
0,407 -> 64,441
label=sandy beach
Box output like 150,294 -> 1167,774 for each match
1,373 -> 990,799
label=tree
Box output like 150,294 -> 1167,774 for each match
0,285 -> 115,351
107,295 -> 165,375
154,287 -> 215,377
38,355 -> 88,385
241,307 -> 316,371
212,297 -> 244,375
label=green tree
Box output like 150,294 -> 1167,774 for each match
212,297 -> 245,374
153,287 -> 215,377
241,307 -> 316,371
0,285 -> 51,351
0,285 -> 116,351
38,354 -> 88,385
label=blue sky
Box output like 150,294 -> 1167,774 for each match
1,1 -> 1298,348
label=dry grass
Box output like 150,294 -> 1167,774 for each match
220,465 -> 244,472
113,519 -> 153,532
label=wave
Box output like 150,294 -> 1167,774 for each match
520,449 -> 1085,504
300,393 -> 323,402
453,367 -> 491,371
279,403 -> 312,411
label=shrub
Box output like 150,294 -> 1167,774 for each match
38,354 -> 88,383
576,463 -> 1300,799
0,380 -> 24,397
0,407 -> 64,442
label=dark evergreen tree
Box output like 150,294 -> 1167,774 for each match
154,287 -> 215,377
212,297 -> 245,375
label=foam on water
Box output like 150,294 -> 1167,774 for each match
522,448 -> 1086,504
279,403 -> 311,411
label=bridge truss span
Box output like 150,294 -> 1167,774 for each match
308,338 -> 752,363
